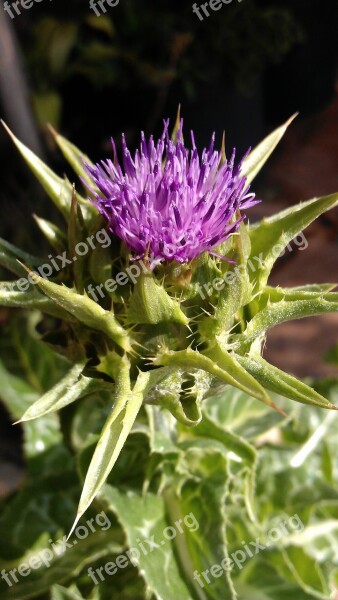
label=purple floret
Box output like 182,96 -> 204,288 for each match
84,120 -> 259,263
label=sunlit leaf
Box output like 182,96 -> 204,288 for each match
241,114 -> 297,184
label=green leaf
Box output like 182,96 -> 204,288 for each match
0,326 -> 71,466
0,359 -> 63,461
241,114 -> 297,184
49,125 -> 95,188
0,237 -> 44,277
167,450 -> 237,600
162,391 -> 203,427
0,320 -> 67,460
2,122 -> 94,220
70,391 -> 112,452
256,284 -> 338,309
0,281 -> 76,320
88,240 -> 113,292
0,378 -> 122,598
0,313 -> 69,393
17,361 -> 88,422
234,562 -> 324,600
185,413 -> 257,466
20,372 -> 114,422
33,215 -> 67,252
127,271 -> 189,326
236,354 -> 337,410
21,267 -> 132,352
0,468 -> 78,561
271,547 -> 330,599
145,367 -> 203,427
189,251 -> 225,302
203,341 -> 278,409
1,375 -> 72,475
238,294 -> 338,349
101,486 -> 196,600
68,193 -> 86,292
51,584 -> 87,600
0,518 -> 122,600
249,192 -> 338,289
154,347 -> 274,407
145,405 -> 179,454
200,223 -> 252,337
51,584 -> 101,600
71,359 -> 150,528
203,387 -> 285,439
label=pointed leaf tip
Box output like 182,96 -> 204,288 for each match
67,513 -> 82,541
3,123 -> 93,219
47,123 -> 58,137
1,120 -> 15,139
17,260 -> 37,280
242,114 -> 297,184
285,112 -> 299,126
271,403 -> 288,417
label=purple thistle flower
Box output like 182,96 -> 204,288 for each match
84,120 -> 259,263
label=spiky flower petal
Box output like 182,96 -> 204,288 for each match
85,121 -> 258,263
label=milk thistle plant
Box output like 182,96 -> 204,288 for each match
1,113 -> 338,547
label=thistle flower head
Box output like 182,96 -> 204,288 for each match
85,120 -> 258,263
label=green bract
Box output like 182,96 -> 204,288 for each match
1,117 -> 338,529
